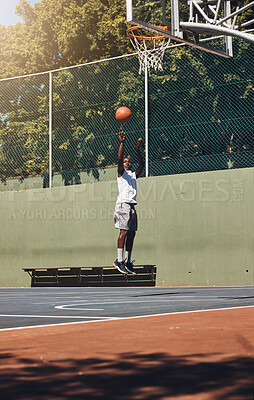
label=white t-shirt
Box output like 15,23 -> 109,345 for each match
116,170 -> 137,204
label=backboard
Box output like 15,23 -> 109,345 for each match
126,0 -> 254,58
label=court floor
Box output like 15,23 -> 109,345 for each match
0,286 -> 253,330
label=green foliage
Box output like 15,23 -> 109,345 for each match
0,0 -> 131,79
50,59 -> 144,184
0,1 -> 254,186
0,75 -> 49,182
147,38 -> 254,176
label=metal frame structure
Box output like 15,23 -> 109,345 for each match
127,0 -> 254,57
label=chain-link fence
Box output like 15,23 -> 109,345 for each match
0,38 -> 254,192
0,74 -> 50,191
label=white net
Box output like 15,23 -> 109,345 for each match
129,34 -> 171,74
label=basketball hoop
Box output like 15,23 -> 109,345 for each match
127,26 -> 171,74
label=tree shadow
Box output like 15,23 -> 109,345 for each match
0,351 -> 253,400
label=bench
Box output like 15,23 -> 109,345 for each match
23,265 -> 156,287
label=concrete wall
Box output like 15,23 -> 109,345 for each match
0,166 -> 116,192
0,167 -> 253,287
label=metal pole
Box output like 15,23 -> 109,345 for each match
49,72 -> 52,188
144,62 -> 149,177
171,0 -> 182,38
213,0 -> 222,23
224,0 -> 233,57
216,1 -> 254,26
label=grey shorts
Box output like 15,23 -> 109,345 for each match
114,203 -> 137,231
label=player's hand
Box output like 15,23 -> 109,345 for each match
117,131 -> 126,143
135,138 -> 143,150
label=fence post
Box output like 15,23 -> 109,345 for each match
49,72 -> 52,188
145,64 -> 149,177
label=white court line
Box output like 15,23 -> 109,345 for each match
0,314 -> 110,319
54,296 -> 253,310
0,305 -> 253,332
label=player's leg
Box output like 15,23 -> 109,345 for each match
114,203 -> 129,273
125,230 -> 136,257
125,230 -> 137,274
118,229 -> 128,261
125,205 -> 137,274
114,229 -> 128,273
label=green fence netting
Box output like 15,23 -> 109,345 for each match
0,74 -> 49,190
148,38 -> 254,176
0,38 -> 253,192
52,56 -> 145,187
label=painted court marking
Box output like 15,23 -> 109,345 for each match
0,305 -> 253,333
0,287 -> 253,332
0,314 -> 110,319
54,295 -> 250,311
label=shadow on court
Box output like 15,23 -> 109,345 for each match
1,351 -> 253,400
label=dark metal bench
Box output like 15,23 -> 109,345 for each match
23,265 -> 156,287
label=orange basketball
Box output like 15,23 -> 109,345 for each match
115,107 -> 132,124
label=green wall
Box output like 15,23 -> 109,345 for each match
0,167 -> 253,287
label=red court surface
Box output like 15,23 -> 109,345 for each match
0,306 -> 253,400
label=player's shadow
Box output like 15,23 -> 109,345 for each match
0,352 -> 253,400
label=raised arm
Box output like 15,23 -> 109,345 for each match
135,138 -> 145,178
117,131 -> 125,177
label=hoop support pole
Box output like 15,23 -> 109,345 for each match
145,60 -> 149,177
49,72 -> 52,188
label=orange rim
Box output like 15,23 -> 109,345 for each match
126,25 -> 170,41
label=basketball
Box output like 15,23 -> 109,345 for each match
115,107 -> 132,124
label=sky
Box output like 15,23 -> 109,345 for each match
0,0 -> 40,26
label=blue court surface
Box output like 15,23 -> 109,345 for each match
0,286 -> 253,331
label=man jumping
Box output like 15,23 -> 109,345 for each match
113,132 -> 144,274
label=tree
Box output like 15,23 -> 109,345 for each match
0,75 -> 49,183
0,0 -> 253,185
0,53 -> 145,185
0,0 -> 131,79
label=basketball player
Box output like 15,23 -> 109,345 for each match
113,132 -> 144,274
